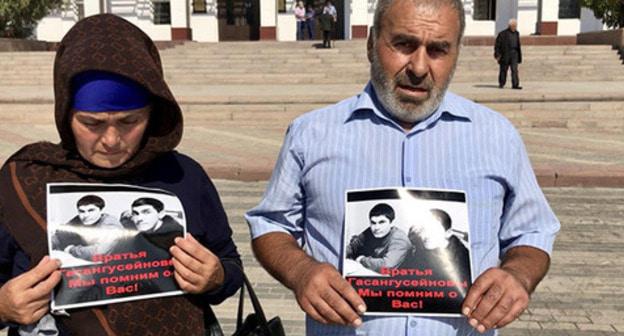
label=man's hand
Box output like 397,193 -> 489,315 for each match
462,246 -> 551,334
461,267 -> 529,333
0,256 -> 61,325
252,232 -> 367,328
293,261 -> 366,327
170,234 -> 224,294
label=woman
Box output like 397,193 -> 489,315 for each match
294,1 -> 306,41
0,14 -> 242,335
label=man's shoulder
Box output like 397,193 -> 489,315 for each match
388,226 -> 411,244
289,94 -> 361,132
99,213 -> 122,227
444,92 -> 519,133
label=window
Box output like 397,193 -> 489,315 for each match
75,0 -> 85,20
473,0 -> 496,21
193,0 -> 207,13
153,0 -> 171,24
559,0 -> 580,19
278,0 -> 286,13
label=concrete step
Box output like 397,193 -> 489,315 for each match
208,181 -> 624,336
3,99 -> 624,132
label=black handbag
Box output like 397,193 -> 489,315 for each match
232,272 -> 286,336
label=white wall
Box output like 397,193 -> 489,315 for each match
191,15 -> 219,42
36,9 -> 78,42
112,1 -> 171,40
516,0 -> 538,34
261,0 -> 277,27
34,0 -> 610,42
579,7 -> 604,33
464,17 -> 496,36
558,18 -> 580,35
190,0 -> 219,41
277,13 -> 296,41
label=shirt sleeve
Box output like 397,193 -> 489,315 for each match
498,133 -> 560,257
245,122 -> 307,245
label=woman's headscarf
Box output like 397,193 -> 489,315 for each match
0,14 -> 205,335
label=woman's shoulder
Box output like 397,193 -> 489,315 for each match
149,151 -> 211,181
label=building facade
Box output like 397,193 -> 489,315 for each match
36,0 -> 605,42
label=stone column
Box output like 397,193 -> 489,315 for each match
84,0 -> 103,17
537,0 -> 558,35
350,0 -> 368,38
260,0 -> 277,39
171,0 -> 192,40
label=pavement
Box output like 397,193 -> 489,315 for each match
211,181 -> 624,336
4,182 -> 620,336
1,80 -> 623,187
1,44 -> 624,336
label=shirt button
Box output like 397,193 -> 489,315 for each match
409,320 -> 418,328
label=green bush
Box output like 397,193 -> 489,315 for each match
0,0 -> 63,38
582,0 -> 624,29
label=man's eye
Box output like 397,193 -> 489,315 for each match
428,47 -> 448,58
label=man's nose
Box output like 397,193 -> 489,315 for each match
407,47 -> 430,79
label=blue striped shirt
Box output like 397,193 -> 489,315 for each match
246,83 -> 560,336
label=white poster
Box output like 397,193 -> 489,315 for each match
47,183 -> 186,310
343,188 -> 473,316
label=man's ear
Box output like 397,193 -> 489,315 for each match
367,26 -> 375,64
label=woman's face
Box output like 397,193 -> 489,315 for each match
71,106 -> 150,168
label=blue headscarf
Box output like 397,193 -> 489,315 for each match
71,71 -> 150,112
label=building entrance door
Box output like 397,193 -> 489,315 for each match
218,0 -> 260,40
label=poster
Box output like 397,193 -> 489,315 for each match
47,183 -> 186,310
343,188 -> 473,316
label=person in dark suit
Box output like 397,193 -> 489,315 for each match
495,18 -> 522,89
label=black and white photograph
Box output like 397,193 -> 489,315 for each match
46,183 -> 186,310
343,188 -> 473,316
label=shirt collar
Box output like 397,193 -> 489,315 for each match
347,82 -> 471,131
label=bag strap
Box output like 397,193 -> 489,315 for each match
228,260 -> 270,332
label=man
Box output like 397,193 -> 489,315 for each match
52,195 -> 122,261
346,203 -> 411,273
126,197 -> 183,249
495,19 -> 523,89
246,0 -> 559,334
66,195 -> 119,227
406,209 -> 471,286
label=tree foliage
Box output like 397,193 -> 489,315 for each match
0,0 -> 63,38
582,0 -> 624,29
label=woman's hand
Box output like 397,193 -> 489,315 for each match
170,234 -> 224,294
0,256 -> 61,325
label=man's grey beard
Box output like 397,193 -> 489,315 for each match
370,47 -> 455,124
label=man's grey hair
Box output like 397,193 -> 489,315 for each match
372,0 -> 465,43
508,18 -> 517,26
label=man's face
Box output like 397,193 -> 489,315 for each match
370,215 -> 393,238
510,21 -> 517,32
411,216 -> 447,249
368,1 -> 460,125
132,205 -> 162,232
77,204 -> 103,226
